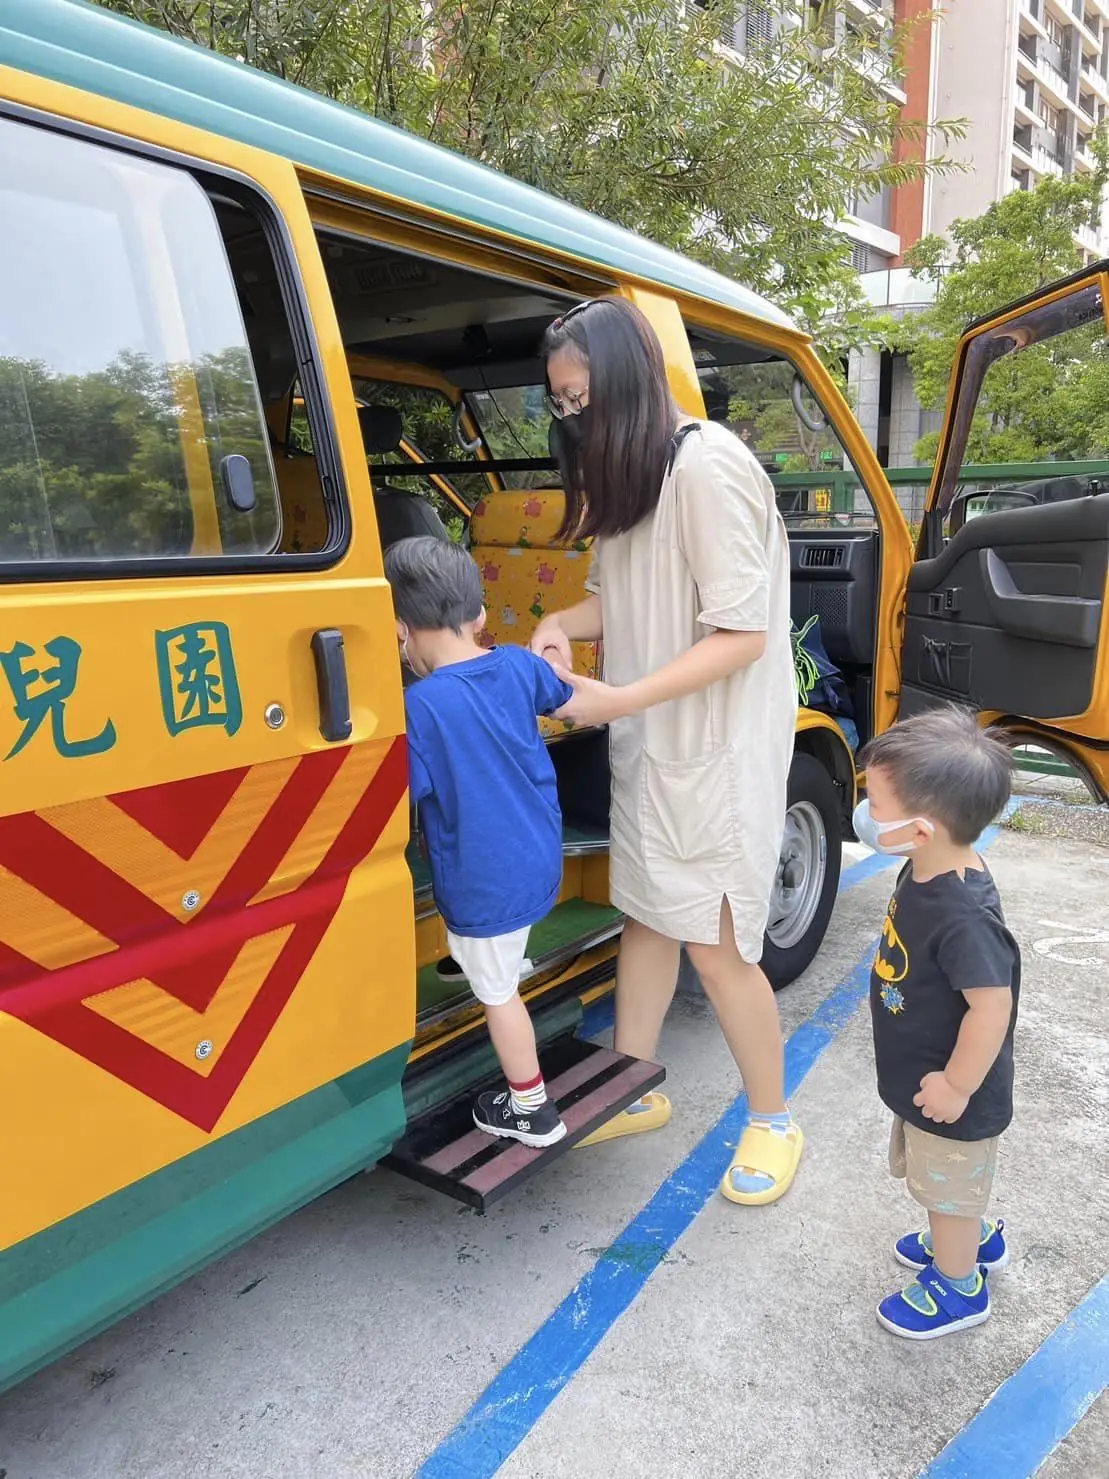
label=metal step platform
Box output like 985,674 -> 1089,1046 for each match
383,1034 -> 664,1211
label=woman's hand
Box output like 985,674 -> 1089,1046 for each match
531,616 -> 573,672
530,596 -> 604,672
553,668 -> 632,726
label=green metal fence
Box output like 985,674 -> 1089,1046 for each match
1011,748 -> 1079,779
770,459 -> 1109,529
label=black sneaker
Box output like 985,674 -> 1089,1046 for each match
472,1089 -> 567,1148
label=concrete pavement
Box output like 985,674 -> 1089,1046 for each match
0,815 -> 1106,1478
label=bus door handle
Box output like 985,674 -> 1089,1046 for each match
311,628 -> 353,742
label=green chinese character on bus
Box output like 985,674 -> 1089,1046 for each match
0,636 -> 117,761
156,622 -> 243,738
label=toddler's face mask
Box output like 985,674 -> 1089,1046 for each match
396,622 -> 416,673
852,797 -> 935,856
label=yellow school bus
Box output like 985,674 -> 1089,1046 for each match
2,0 -> 1108,1392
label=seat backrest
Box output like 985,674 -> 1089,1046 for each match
470,488 -> 600,737
374,486 -> 450,549
272,451 -> 329,554
357,400 -> 451,551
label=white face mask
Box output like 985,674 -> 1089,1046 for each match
852,798 -> 935,856
397,624 -> 415,673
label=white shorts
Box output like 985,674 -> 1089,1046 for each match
445,927 -> 531,1007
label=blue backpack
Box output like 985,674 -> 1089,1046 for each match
791,614 -> 858,750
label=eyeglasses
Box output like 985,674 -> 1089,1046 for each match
546,300 -> 594,419
545,387 -> 588,420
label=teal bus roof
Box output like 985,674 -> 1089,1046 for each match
1,0 -> 795,332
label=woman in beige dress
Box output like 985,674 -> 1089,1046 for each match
531,297 -> 801,1205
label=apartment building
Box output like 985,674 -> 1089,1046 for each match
854,0 -> 1109,477
930,0 -> 1109,258
709,1 -> 906,269
696,4 -> 1108,475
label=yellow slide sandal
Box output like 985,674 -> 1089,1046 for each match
720,1120 -> 804,1206
575,1091 -> 672,1148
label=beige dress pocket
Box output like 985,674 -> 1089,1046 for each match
639,744 -> 741,870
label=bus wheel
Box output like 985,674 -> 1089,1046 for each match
762,752 -> 843,991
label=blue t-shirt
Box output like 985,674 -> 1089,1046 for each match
404,645 -> 574,938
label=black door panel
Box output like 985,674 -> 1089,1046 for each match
788,531 -> 878,668
979,548 -> 1101,647
901,493 -> 1109,720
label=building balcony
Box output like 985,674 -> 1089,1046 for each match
1074,221 -> 1101,253
1013,124 -> 1036,162
1033,146 -> 1065,176
849,46 -> 908,104
1071,2 -> 1103,49
859,267 -> 939,312
845,0 -> 893,26
1074,140 -> 1097,169
1036,121 -> 1066,152
1016,43 -> 1038,83
693,1 -> 789,60
1016,35 -> 1072,98
1083,58 -> 1109,97
1036,54 -> 1074,104
1021,0 -> 1049,35
1078,17 -> 1102,54
840,213 -> 901,261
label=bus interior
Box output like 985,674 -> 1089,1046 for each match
219,207 -> 881,1039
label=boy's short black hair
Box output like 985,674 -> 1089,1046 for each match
384,536 -> 484,634
860,705 -> 1013,847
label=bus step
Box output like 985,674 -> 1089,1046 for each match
383,1034 -> 664,1211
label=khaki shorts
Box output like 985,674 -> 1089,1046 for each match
889,1117 -> 999,1219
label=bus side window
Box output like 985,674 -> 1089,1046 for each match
0,119 -> 336,571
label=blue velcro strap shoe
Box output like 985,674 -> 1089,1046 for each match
877,1266 -> 992,1340
895,1218 -> 1008,1273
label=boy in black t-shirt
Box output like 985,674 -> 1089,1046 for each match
853,707 -> 1019,1340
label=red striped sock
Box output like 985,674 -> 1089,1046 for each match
509,1072 -> 547,1115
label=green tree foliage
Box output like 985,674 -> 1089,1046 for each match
102,0 -> 962,341
899,159 -> 1109,463
0,348 -> 278,560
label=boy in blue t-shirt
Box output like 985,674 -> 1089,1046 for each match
385,536 -> 574,1147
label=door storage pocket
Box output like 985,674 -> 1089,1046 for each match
640,745 -> 741,868
919,634 -> 973,695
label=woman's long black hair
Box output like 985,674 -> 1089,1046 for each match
542,297 -> 679,542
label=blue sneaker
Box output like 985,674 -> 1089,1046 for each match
877,1266 -> 991,1340
895,1218 -> 1008,1273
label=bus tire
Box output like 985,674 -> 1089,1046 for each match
761,751 -> 843,991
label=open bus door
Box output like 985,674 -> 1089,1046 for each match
898,268 -> 1109,799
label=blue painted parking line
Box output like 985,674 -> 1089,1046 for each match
579,839 -> 905,1041
837,846 -> 902,892
418,948 -> 880,1479
918,1272 -> 1109,1479
421,857 -> 914,1474
418,813 -> 1014,1479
